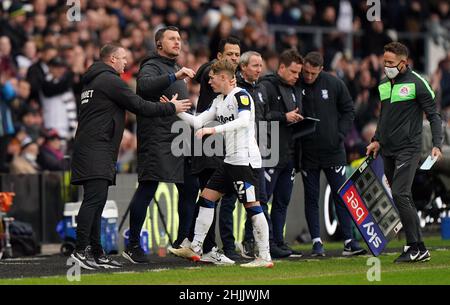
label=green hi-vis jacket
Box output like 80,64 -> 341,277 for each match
374,67 -> 442,156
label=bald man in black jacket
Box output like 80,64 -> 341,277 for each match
70,44 -> 190,270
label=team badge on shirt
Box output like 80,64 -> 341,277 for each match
240,95 -> 250,105
399,86 -> 410,97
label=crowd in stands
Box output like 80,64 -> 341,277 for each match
0,0 -> 449,175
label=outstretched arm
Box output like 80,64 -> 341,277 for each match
172,96 -> 218,129
196,109 -> 251,138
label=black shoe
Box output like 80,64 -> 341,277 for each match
311,241 -> 326,257
239,239 -> 256,259
416,250 -> 431,262
394,246 -> 420,263
94,250 -> 122,269
224,249 -> 241,261
122,245 -> 149,264
171,239 -> 183,249
70,247 -> 98,270
278,242 -> 302,257
342,240 -> 367,256
270,243 -> 291,258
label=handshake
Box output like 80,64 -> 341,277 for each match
160,93 -> 191,113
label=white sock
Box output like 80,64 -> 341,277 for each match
251,213 -> 271,261
192,206 -> 214,252
344,239 -> 352,246
312,237 -> 322,244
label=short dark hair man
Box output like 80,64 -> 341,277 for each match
367,42 -> 442,263
70,44 -> 190,270
259,49 -> 304,258
176,37 -> 242,262
300,51 -> 366,257
122,27 -> 200,264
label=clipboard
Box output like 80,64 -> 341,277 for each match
289,116 -> 320,140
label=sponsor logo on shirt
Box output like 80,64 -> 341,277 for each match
217,114 -> 235,123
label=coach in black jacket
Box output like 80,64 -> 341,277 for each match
70,44 -> 190,270
258,49 -> 303,258
124,26 -> 200,263
299,52 -> 366,257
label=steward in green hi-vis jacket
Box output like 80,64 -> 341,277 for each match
367,42 -> 443,264
375,67 -> 442,156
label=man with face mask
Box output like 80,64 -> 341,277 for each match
10,137 -> 40,174
367,42 -> 443,263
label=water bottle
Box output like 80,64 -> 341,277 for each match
3,217 -> 14,258
157,230 -> 167,257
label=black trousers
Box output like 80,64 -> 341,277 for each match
75,179 -> 110,252
128,161 -> 199,247
383,152 -> 422,244
302,166 -> 353,241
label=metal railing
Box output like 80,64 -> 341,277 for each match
268,24 -> 448,75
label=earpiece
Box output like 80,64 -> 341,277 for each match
157,41 -> 162,49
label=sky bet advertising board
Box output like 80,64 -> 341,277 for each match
338,156 -> 403,256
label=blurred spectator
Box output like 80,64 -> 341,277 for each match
232,2 -> 249,32
361,21 -> 392,58
0,1 -> 28,54
277,29 -> 302,53
353,65 -> 379,131
0,72 -> 17,172
266,0 -> 295,25
15,40 -> 38,78
0,36 -> 17,79
10,79 -> 31,122
39,56 -> 77,140
19,104 -> 44,142
37,129 -> 67,171
10,136 -> 41,174
26,44 -> 58,105
319,6 -> 345,69
209,16 -> 234,60
336,0 -> 353,33
262,49 -> 279,75
432,54 -> 450,109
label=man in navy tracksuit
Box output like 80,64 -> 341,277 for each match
299,52 -> 366,257
258,49 -> 304,257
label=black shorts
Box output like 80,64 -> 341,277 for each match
206,163 -> 260,204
